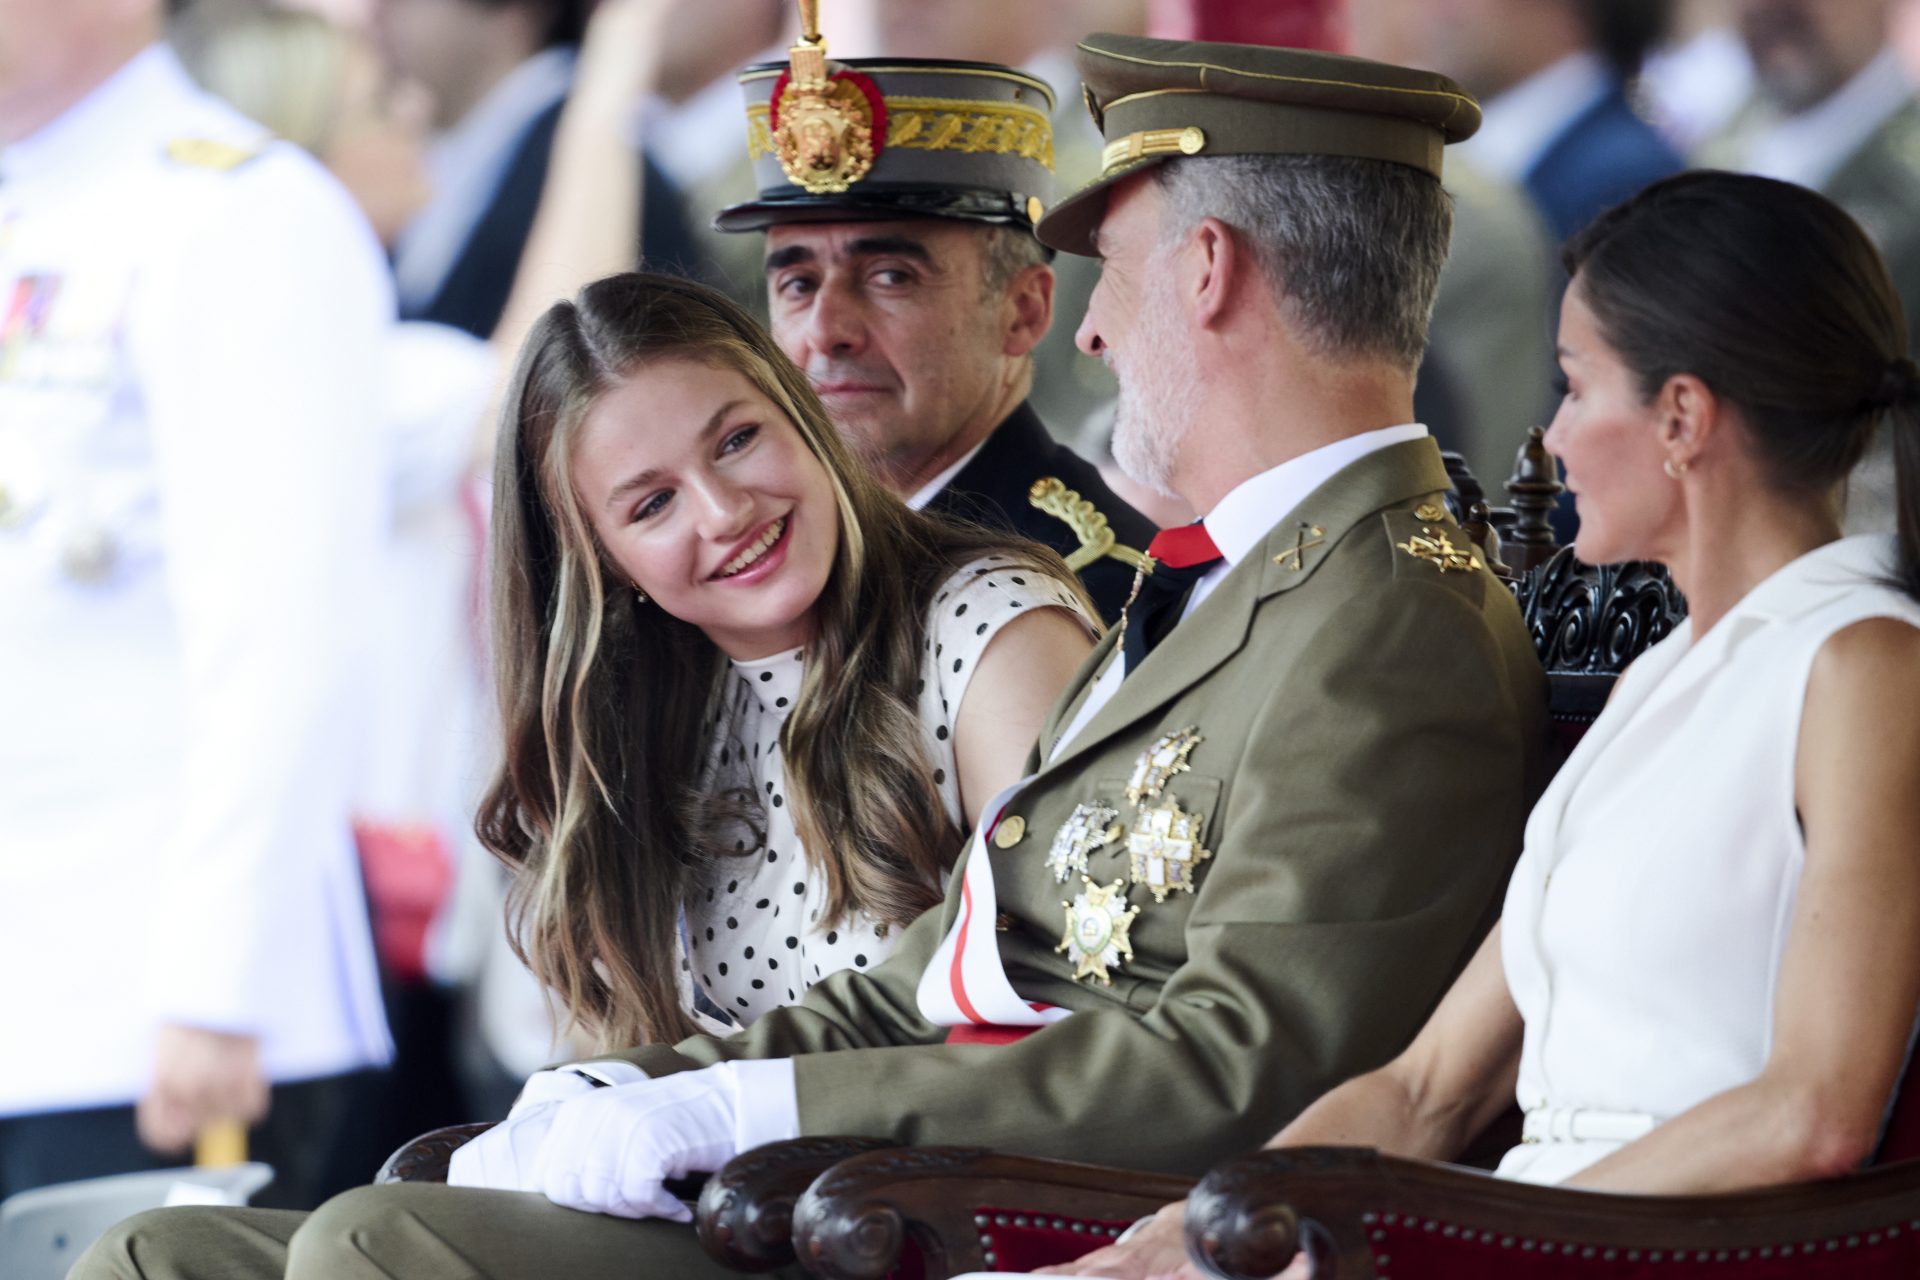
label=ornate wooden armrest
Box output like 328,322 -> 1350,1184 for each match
1185,1146 -> 1920,1280
374,1122 -> 498,1185
791,1146 -> 1193,1280
696,1136 -> 902,1272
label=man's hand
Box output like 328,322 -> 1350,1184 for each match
535,1066 -> 744,1220
136,1024 -> 269,1155
448,1066 -> 626,1192
1030,1195 -> 1306,1280
1030,1199 -> 1237,1280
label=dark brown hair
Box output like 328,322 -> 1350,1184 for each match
1563,170 -> 1920,602
477,272 -> 1090,1048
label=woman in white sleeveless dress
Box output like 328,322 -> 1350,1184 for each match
1035,171 -> 1920,1279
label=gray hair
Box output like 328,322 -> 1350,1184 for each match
977,223 -> 1050,299
1152,154 -> 1452,371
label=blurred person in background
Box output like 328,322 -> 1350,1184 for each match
1701,0 -> 1918,534
370,0 -> 701,338
1345,0 -> 1560,492
0,0 -> 391,1207
173,0 -> 732,1154
1411,0 -> 1685,243
1640,0 -> 1756,150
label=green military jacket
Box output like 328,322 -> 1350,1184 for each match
613,437 -> 1548,1176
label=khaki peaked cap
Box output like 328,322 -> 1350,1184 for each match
1037,33 -> 1482,255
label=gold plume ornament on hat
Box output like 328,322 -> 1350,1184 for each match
768,0 -> 886,194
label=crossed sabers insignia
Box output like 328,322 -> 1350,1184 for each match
1273,523 -> 1326,571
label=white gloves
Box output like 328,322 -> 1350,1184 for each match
448,1061 -> 645,1192
449,1058 -> 800,1220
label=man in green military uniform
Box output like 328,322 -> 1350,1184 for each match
78,34 -> 1547,1280
714,14 -> 1157,624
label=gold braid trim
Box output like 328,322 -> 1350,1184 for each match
747,96 -> 1054,170
1028,478 -> 1150,573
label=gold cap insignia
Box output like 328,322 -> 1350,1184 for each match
769,2 -> 883,194
1057,878 -> 1138,985
1413,501 -> 1447,523
1045,802 -> 1122,883
1398,527 -> 1476,573
1126,795 -> 1213,902
1125,727 -> 1201,806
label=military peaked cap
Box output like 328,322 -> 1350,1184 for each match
1037,33 -> 1482,255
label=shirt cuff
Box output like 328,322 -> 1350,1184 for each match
720,1058 -> 800,1150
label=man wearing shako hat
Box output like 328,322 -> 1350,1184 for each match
77,37 -> 1546,1280
712,0 -> 1156,625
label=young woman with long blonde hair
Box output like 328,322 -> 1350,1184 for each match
478,272 -> 1100,1050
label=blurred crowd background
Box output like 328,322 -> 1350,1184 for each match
6,0 -> 1920,1213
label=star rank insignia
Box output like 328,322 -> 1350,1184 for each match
1125,728 -> 1201,806
1057,878 -> 1139,985
1126,795 -> 1213,901
1397,527 -> 1477,574
1045,802 -> 1122,882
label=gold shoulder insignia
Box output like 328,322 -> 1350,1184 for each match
1028,477 -> 1149,572
164,138 -> 262,172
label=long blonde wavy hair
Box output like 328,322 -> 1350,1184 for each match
478,272 -> 1090,1049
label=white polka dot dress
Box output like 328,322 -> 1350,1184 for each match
683,556 -> 1091,1027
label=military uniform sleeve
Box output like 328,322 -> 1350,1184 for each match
657,577 -> 1532,1174
134,151 -> 393,1035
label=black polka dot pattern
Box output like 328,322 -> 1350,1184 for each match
680,558 -> 1093,1027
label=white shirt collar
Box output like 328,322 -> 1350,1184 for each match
1463,50 -> 1611,184
3,44 -> 196,185
904,437 -> 990,512
392,46 -> 576,311
1741,50 -> 1915,192
1198,423 -> 1430,567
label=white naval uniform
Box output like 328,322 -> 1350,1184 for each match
0,45 -> 393,1115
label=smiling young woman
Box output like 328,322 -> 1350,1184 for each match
479,273 -> 1100,1048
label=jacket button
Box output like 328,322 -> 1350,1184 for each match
993,816 -> 1027,848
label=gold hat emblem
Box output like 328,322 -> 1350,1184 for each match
770,0 -> 883,194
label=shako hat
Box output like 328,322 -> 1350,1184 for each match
713,1 -> 1057,235
1036,34 -> 1482,256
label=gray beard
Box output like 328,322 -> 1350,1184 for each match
1109,276 -> 1198,499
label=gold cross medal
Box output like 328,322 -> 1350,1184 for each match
1045,802 -> 1122,883
1124,727 -> 1201,806
1127,795 -> 1213,902
1057,878 -> 1139,985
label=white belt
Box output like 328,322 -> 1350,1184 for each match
1522,1106 -> 1660,1145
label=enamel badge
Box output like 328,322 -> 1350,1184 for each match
768,8 -> 885,195
1126,795 -> 1213,902
1045,802 -> 1122,883
1125,727 -> 1201,806
1057,878 -> 1139,985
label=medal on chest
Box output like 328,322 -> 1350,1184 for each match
1044,801 -> 1121,882
1125,726 -> 1200,804
1056,877 -> 1138,986
1125,794 -> 1213,902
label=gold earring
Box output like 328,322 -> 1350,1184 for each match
1663,458 -> 1690,479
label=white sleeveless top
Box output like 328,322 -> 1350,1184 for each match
683,556 -> 1091,1028
1498,536 -> 1920,1184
